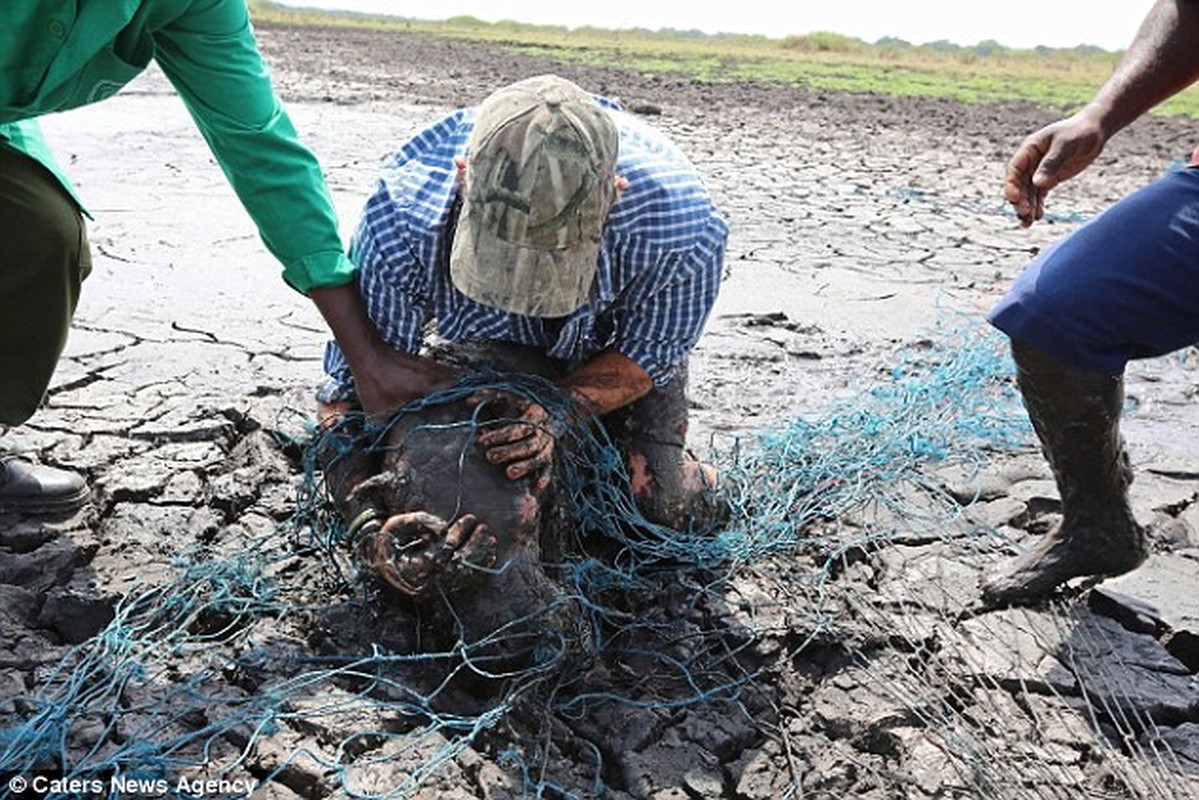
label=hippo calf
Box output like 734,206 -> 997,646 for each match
317,387 -> 583,669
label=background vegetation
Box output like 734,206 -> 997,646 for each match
248,1 -> 1199,117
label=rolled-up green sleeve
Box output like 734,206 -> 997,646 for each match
151,0 -> 354,292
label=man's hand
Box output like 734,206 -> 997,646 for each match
1003,0 -> 1199,226
309,284 -> 456,419
473,348 -> 652,483
475,395 -> 559,482
352,343 -> 458,421
1004,111 -> 1107,227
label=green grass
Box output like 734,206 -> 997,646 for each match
248,1 -> 1199,118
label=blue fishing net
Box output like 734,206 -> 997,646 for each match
1,325 -> 1042,798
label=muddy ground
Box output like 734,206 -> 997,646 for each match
4,22 -> 1199,800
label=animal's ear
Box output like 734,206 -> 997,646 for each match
342,471 -> 407,523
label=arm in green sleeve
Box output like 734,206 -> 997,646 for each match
151,0 -> 354,292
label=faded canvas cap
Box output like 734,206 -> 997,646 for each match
450,74 -> 619,317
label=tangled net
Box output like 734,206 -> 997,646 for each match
2,324 -> 1194,799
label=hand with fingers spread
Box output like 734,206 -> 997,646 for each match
1004,111 -> 1107,227
474,393 -> 562,482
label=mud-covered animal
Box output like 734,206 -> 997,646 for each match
317,389 -> 581,666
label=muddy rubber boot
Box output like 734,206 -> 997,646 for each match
980,341 -> 1148,606
0,453 -> 89,515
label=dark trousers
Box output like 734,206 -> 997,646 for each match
990,166 -> 1199,374
0,146 -> 91,425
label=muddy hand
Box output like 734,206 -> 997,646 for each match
360,511 -> 498,595
472,393 -> 560,484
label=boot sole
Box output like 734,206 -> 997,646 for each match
0,487 -> 91,516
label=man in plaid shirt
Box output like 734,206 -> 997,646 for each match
319,75 -> 728,560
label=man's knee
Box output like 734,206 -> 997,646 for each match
0,393 -> 44,428
0,149 -> 88,270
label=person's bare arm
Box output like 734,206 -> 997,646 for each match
560,348 -> 654,417
1089,0 -> 1199,133
309,283 -> 457,418
1006,0 -> 1199,225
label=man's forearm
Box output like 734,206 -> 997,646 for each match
309,283 -> 455,413
561,348 -> 654,418
309,282 -> 381,373
1087,0 -> 1199,136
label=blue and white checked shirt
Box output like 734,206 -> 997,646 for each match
321,95 -> 728,401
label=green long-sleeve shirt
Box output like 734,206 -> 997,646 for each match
0,0 -> 356,292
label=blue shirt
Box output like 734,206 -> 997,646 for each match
321,96 -> 728,401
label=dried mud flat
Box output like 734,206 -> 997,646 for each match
5,23 -> 1199,800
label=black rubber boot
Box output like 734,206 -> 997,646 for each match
980,340 -> 1148,605
0,453 -> 89,515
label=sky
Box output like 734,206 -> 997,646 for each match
277,0 -> 1158,51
